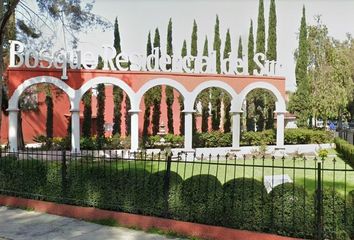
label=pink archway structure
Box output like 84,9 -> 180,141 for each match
7,68 -> 287,153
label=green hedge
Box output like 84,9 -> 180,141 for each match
268,183 -> 314,238
171,175 -> 223,225
285,128 -> 333,144
222,178 -> 269,231
0,158 -> 352,239
321,189 -> 350,240
334,137 -> 354,168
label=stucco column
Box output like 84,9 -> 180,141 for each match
129,110 -> 140,152
231,111 -> 242,150
276,111 -> 285,149
8,108 -> 19,152
183,110 -> 195,151
71,109 -> 80,153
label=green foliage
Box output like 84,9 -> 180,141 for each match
112,86 -> 123,135
241,129 -> 275,145
125,93 -> 131,136
222,178 -> 269,231
82,91 -> 92,137
166,19 -> 174,133
145,134 -> 184,148
171,175 -> 223,225
268,183 -> 314,238
248,20 -> 255,75
96,84 -> 105,140
113,17 -> 121,55
266,0 -> 277,61
284,128 -> 333,144
190,19 -> 198,69
213,15 -> 221,74
143,171 -> 183,217
193,131 -> 232,148
211,88 -> 221,131
45,94 -> 53,139
318,149 -> 328,159
321,189 -> 349,240
179,95 -> 184,135
237,36 -> 243,73
256,0 -> 265,55
334,137 -> 354,168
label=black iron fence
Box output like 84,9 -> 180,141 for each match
0,148 -> 353,239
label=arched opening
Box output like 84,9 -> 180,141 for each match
138,83 -> 185,149
78,82 -> 133,150
15,83 -> 72,150
191,83 -> 237,148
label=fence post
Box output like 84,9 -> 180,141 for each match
163,154 -> 172,217
61,150 -> 68,201
315,161 -> 323,240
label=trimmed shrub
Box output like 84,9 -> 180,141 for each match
142,170 -> 183,217
348,191 -> 354,238
334,137 -> 354,168
321,188 -> 350,240
193,131 -> 232,148
171,175 -> 223,225
285,128 -> 333,145
241,130 -> 275,145
222,178 -> 269,231
268,183 -> 314,238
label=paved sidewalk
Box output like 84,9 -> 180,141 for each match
0,206 -> 185,240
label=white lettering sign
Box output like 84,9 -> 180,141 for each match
8,40 -> 281,80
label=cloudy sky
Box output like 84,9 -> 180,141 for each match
27,0 -> 354,91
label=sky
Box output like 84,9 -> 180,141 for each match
26,0 -> 354,91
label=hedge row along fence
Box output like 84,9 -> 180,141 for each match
33,128 -> 333,150
0,152 -> 353,239
335,137 -> 354,168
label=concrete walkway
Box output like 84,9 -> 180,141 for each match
0,206 -> 185,240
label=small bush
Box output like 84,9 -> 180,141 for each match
321,188 -> 349,239
268,183 -> 314,238
193,131 -> 232,148
171,175 -> 223,225
142,171 -> 183,217
334,137 -> 354,168
222,178 -> 269,231
285,128 -> 333,145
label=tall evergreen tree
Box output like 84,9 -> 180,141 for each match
211,15 -> 222,131
191,19 -> 198,69
166,18 -> 174,133
96,84 -> 106,144
45,91 -> 53,138
223,29 -> 232,132
201,36 -> 209,132
152,27 -> 162,135
125,94 -> 131,136
112,17 -> 123,136
213,15 -> 221,74
248,20 -> 255,75
288,6 -> 310,127
266,0 -> 277,61
256,0 -> 265,55
179,40 -> 187,135
143,31 -> 153,137
237,36 -> 243,73
82,91 -> 92,137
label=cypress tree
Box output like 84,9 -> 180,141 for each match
248,20 -> 254,75
179,40 -> 187,135
238,36 -> 243,59
152,27 -> 162,135
289,5 -> 310,127
82,91 -> 92,137
166,18 -> 174,133
191,19 -> 198,69
45,92 -> 53,138
223,29 -> 232,132
125,94 -> 131,136
256,0 -> 265,55
143,31 -> 152,137
96,84 -> 106,145
112,17 -> 123,136
213,15 -> 221,74
266,0 -> 277,61
237,36 -> 243,73
201,36 -> 209,132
